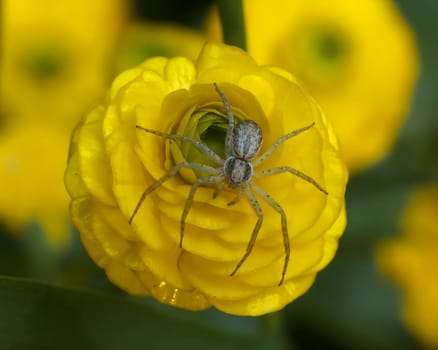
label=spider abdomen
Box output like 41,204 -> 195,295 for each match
232,121 -> 263,160
224,157 -> 253,187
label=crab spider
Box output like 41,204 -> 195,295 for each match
129,83 -> 328,286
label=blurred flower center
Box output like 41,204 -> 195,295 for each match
314,31 -> 345,62
21,44 -> 67,82
280,25 -> 350,89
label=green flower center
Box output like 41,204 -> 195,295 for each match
280,25 -> 351,89
182,108 -> 241,165
198,114 -> 229,159
313,31 -> 346,63
23,45 -> 67,82
171,104 -> 242,182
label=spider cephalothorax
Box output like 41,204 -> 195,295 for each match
129,83 -> 327,285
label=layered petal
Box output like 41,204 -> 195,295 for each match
66,43 -> 348,316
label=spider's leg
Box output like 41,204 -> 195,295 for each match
254,166 -> 328,194
212,182 -> 225,199
253,122 -> 315,167
214,83 -> 235,158
129,162 -> 220,224
136,126 -> 224,165
230,183 -> 263,277
251,182 -> 289,286
180,174 -> 224,248
227,186 -> 243,206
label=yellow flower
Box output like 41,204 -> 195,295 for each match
65,43 -> 348,316
206,0 -> 419,173
0,0 -> 128,244
0,123 -> 71,246
115,21 -> 205,73
1,0 -> 129,131
377,186 -> 438,348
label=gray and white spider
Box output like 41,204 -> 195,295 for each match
129,83 -> 328,286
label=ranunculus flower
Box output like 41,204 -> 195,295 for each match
377,185 -> 438,348
1,0 -> 128,131
0,0 -> 128,244
65,43 -> 348,316
206,0 -> 419,173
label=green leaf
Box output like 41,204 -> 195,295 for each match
0,276 -> 286,350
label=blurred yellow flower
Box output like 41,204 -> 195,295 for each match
1,0 -> 129,131
65,43 -> 348,316
377,186 -> 438,348
0,0 -> 129,244
115,21 -> 205,73
0,124 -> 71,246
206,0 -> 419,173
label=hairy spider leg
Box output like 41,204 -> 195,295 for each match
212,182 -> 225,199
251,182 -> 289,286
252,122 -> 315,167
227,186 -> 243,206
230,182 -> 263,277
254,167 -> 328,194
136,126 -> 224,165
129,162 -> 219,224
180,174 -> 224,247
214,83 -> 235,158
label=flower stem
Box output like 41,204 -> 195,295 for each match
216,0 -> 247,51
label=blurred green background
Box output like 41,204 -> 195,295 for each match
1,0 -> 437,349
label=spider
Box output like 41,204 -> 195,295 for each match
129,83 -> 328,286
